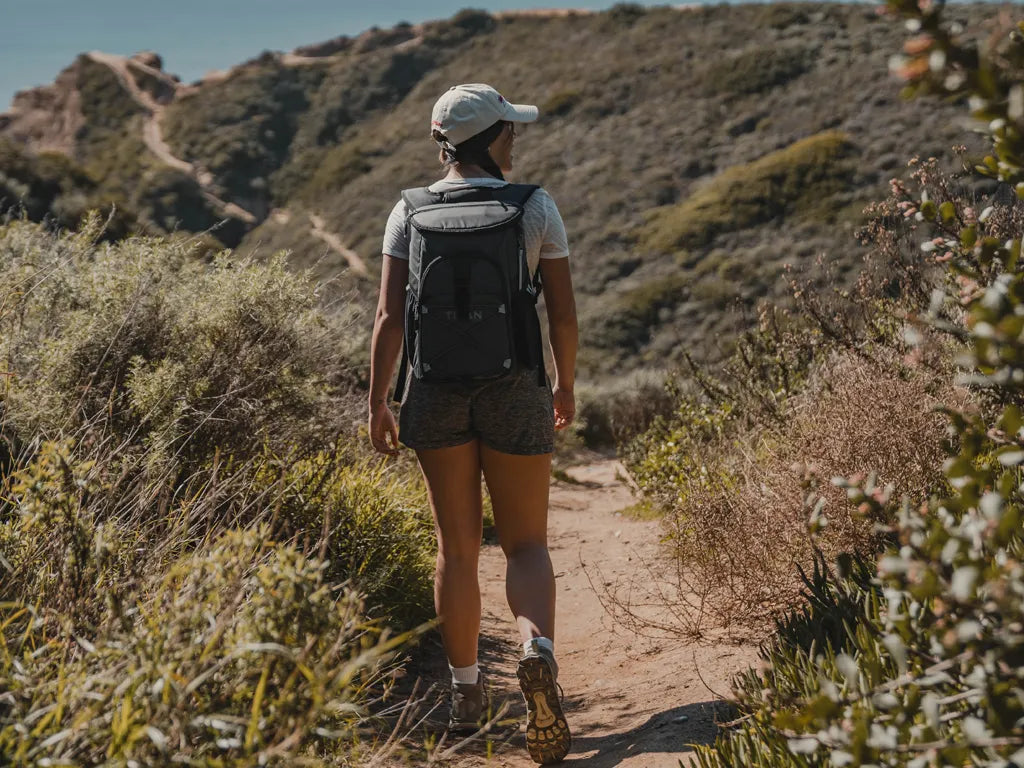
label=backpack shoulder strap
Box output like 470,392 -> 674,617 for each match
401,187 -> 443,213
490,183 -> 539,208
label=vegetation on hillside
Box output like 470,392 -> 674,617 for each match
0,137 -> 137,236
638,131 -> 859,253
617,5 -> 1024,763
1,3 -> 1001,381
3,3 -> 1023,763
0,218 -> 435,765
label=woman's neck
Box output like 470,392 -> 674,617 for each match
444,163 -> 496,180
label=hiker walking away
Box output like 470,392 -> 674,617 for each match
367,83 -> 577,764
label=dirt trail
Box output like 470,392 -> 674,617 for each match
442,460 -> 758,767
309,213 -> 370,277
84,51 -> 256,224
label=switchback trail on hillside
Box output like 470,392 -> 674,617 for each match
394,459 -> 759,768
84,51 -> 256,225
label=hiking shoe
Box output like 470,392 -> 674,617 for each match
517,647 -> 570,764
448,675 -> 487,733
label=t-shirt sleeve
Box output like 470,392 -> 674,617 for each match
381,199 -> 410,260
537,188 -> 570,260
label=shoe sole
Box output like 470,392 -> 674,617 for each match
447,718 -> 482,734
517,656 -> 571,764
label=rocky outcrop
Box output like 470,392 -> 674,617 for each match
1,61 -> 86,156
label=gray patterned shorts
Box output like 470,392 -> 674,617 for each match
399,368 -> 554,455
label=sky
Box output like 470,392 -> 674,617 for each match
0,0 -> 637,110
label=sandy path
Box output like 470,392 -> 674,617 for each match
309,213 -> 370,277
432,459 -> 758,768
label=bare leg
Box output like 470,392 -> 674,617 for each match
415,440 -> 483,668
480,444 -> 555,642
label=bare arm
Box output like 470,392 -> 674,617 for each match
367,255 -> 409,453
539,257 -> 577,429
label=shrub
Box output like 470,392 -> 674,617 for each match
573,369 -> 677,448
0,219 -> 432,634
639,131 -> 859,253
75,56 -> 145,140
605,3 -> 647,26
0,526 -> 409,767
754,3 -> 811,30
0,217 -> 362,476
541,89 -> 582,117
585,273 -> 689,352
699,44 -> 814,97
630,351 -> 950,634
162,60 -> 327,206
302,140 -> 374,200
0,139 -> 138,236
699,6 -> 1024,764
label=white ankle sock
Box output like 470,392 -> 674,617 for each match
523,636 -> 554,657
450,662 -> 479,685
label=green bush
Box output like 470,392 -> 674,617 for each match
585,273 -> 689,352
0,218 -> 432,630
75,56 -> 145,140
639,131 -> 859,253
699,45 -> 814,97
163,60 -> 327,206
0,217 -> 361,475
258,451 -> 435,627
0,139 -> 137,236
0,524 -> 409,767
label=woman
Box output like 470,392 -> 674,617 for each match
367,83 -> 578,765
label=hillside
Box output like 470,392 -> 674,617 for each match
0,2 -> 1001,378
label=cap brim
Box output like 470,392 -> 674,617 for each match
502,101 -> 539,123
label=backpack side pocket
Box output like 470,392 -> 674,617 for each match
511,290 -> 543,375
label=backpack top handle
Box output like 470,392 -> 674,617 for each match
402,184 -> 539,214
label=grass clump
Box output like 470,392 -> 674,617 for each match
699,44 -> 814,97
0,522 -> 408,767
639,131 -> 858,253
586,273 -> 689,353
260,452 -> 435,626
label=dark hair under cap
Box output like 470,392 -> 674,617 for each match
433,120 -> 508,181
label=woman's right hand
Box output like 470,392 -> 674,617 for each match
369,402 -> 400,455
552,386 -> 575,431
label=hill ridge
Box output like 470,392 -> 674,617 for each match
0,2 -> 999,379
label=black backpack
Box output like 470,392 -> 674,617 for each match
393,183 -> 546,401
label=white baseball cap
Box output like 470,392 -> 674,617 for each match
430,83 -> 539,146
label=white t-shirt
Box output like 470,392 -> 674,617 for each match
381,177 -> 569,274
